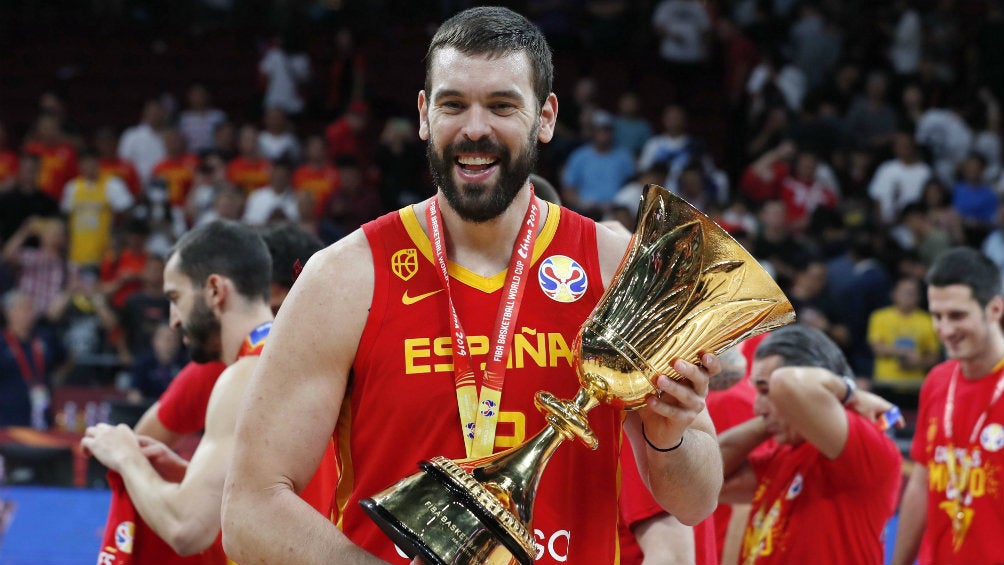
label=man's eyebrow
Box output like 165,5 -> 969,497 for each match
432,88 -> 526,102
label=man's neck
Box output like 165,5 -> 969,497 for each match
430,185 -> 539,277
960,335 -> 1004,380
220,302 -> 275,365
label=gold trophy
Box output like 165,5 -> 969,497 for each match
360,184 -> 795,565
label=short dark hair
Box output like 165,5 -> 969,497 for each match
168,219 -> 272,303
262,223 -> 324,289
926,247 -> 1002,307
425,6 -> 553,108
755,324 -> 853,377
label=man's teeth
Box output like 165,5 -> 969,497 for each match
457,156 -> 496,166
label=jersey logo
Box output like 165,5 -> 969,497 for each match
115,521 -> 134,553
538,255 -> 587,303
391,248 -> 419,281
785,473 -> 803,500
981,423 -> 1004,452
402,289 -> 444,305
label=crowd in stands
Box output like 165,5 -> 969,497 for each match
4,0 -> 1004,431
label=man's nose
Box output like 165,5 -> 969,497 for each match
462,105 -> 492,141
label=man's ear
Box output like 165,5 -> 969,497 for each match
988,294 -> 1004,325
536,93 -> 559,143
205,274 -> 230,312
418,90 -> 430,141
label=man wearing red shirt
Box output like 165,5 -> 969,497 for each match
293,135 -> 341,220
96,127 -> 142,196
721,325 -> 902,565
151,128 -> 199,207
225,124 -> 270,193
24,114 -> 78,201
892,248 -> 1004,565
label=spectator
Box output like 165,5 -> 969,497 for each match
317,156 -> 378,243
128,323 -> 186,402
0,122 -> 19,189
45,266 -> 118,386
842,70 -> 899,151
99,218 -> 152,310
751,199 -> 813,288
919,178 -> 965,244
117,255 -> 169,365
952,154 -> 999,245
827,235 -> 892,377
1,217 -> 67,316
117,99 -> 168,185
293,135 -> 340,221
868,131 -> 932,226
895,203 -> 952,268
787,3 -> 842,93
150,126 -> 199,208
323,27 -> 366,115
561,110 -> 635,217
916,101 -> 974,185
178,83 -> 226,154
61,151 -> 134,268
258,35 -> 310,115
746,51 -> 808,117
95,126 -> 141,196
786,259 -> 849,349
0,154 -> 60,243
23,113 -> 78,201
324,100 -> 372,170
638,105 -> 701,188
1,289 -> 66,428
612,92 -> 653,157
778,149 -> 839,233
608,164 -> 669,232
887,0 -> 923,78
258,107 -> 300,162
651,0 -> 712,102
867,276 -> 939,387
374,117 -> 427,211
226,124 -> 271,193
186,151 -> 231,226
740,140 -> 795,204
243,158 -> 299,226
211,120 -> 237,162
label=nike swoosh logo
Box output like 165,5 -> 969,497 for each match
401,289 -> 444,305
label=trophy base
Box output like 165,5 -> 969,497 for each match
360,459 -> 533,565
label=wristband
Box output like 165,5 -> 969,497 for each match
641,422 -> 684,453
840,374 -> 856,405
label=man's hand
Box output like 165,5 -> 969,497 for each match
81,423 -> 142,472
137,435 -> 189,483
640,353 -> 717,448
848,390 -> 904,429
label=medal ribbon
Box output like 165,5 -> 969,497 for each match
4,330 -> 45,387
942,360 -> 1004,549
426,188 -> 538,458
237,321 -> 273,359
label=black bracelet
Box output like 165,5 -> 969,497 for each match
641,422 -> 684,453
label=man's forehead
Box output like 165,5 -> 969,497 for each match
428,47 -> 533,94
928,284 -> 978,307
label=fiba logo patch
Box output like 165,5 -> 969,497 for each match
115,521 -> 135,553
466,421 -> 476,439
480,399 -> 497,417
391,248 -> 419,281
981,423 -> 1004,452
538,255 -> 587,303
785,474 -> 803,500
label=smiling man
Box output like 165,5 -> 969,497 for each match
892,247 -> 1004,565
719,324 -> 902,565
222,7 -> 723,565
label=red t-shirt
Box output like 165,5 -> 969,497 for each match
911,359 -> 1004,565
619,437 -> 718,565
100,249 -> 149,309
24,140 -> 78,200
349,203 -> 622,564
100,158 -> 142,195
225,157 -> 270,193
157,361 -> 227,435
152,154 -> 199,206
293,164 -> 340,218
779,176 -> 837,227
0,149 -> 18,185
742,413 -> 902,565
739,162 -> 787,204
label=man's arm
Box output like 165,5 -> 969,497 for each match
82,359 -> 253,555
890,464 -> 928,565
766,367 -> 855,459
718,417 -> 769,485
134,401 -> 184,447
222,233 -> 385,565
633,513 -> 695,565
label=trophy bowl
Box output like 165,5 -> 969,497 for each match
360,184 -> 795,565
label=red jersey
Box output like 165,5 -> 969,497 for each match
0,149 -> 18,185
24,140 -> 78,200
741,413 -> 901,565
157,361 -> 227,435
348,203 -> 622,563
100,158 -> 142,195
779,176 -> 837,227
152,154 -> 199,205
911,360 -> 1004,565
619,437 -> 718,565
226,157 -> 270,193
706,375 -> 757,557
100,249 -> 148,309
293,163 -> 340,218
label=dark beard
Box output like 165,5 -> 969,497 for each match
182,297 -> 222,363
426,128 -> 538,223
